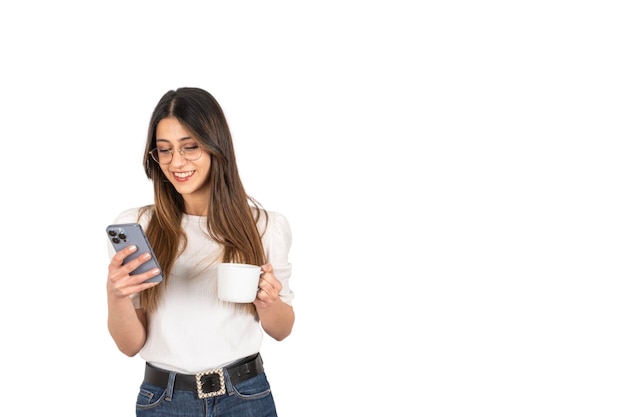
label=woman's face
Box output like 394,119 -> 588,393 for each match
155,117 -> 211,214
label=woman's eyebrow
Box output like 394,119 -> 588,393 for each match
156,136 -> 194,143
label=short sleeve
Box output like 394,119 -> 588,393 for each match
261,211 -> 295,306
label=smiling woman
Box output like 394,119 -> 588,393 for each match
106,87 -> 295,417
150,117 -> 213,213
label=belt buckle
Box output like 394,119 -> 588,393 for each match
195,368 -> 226,398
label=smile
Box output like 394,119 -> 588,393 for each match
173,171 -> 195,179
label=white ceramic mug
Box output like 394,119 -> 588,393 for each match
217,263 -> 261,303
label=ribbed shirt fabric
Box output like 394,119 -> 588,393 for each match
108,206 -> 294,374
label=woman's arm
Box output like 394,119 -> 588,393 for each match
107,244 -> 160,356
254,263 -> 295,341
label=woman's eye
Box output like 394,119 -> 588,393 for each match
183,145 -> 200,152
157,148 -> 171,154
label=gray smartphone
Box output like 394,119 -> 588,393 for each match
106,223 -> 163,283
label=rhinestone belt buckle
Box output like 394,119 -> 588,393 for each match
195,368 -> 226,398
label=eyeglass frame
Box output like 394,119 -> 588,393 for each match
148,144 -> 204,165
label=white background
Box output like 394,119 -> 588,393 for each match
1,1 -> 624,416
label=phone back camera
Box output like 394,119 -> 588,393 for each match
108,228 -> 128,244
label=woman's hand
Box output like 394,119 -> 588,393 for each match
107,244 -> 161,299
254,263 -> 294,341
254,263 -> 282,309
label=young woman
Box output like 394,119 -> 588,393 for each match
106,87 -> 295,417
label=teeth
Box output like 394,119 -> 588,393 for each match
174,171 -> 194,178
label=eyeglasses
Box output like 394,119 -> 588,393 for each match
149,144 -> 203,165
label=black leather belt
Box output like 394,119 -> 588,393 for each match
143,353 -> 263,399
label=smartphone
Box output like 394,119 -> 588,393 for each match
106,223 -> 163,283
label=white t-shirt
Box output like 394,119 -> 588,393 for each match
108,206 -> 294,374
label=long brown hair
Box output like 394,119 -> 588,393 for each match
139,87 -> 267,314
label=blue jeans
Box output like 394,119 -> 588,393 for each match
135,369 -> 278,417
